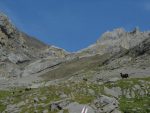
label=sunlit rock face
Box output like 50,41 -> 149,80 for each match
0,12 -> 69,78
76,27 -> 150,58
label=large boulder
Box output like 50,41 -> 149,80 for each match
93,95 -> 120,113
104,86 -> 122,98
65,102 -> 95,113
8,53 -> 30,64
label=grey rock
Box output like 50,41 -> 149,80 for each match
131,90 -> 135,98
108,77 -> 120,82
88,89 -> 95,96
126,89 -> 132,99
60,93 -> 68,99
34,97 -> 39,103
104,87 -> 120,98
139,90 -> 145,96
102,104 -> 118,113
42,110 -> 48,113
66,102 -> 95,113
6,104 -> 21,113
77,28 -> 149,57
93,95 -> 119,113
8,53 -> 30,64
134,85 -> 141,90
16,101 -> 25,107
49,98 -> 71,112
22,58 -> 62,76
40,97 -> 47,101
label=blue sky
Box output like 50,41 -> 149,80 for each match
0,0 -> 150,52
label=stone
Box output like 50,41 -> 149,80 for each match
88,89 -> 95,96
111,87 -> 122,96
134,85 -> 141,90
66,102 -> 95,113
59,93 -> 68,99
40,97 -> 47,101
104,86 -> 120,98
108,77 -> 120,82
34,97 -> 39,103
6,104 -> 21,113
139,90 -> 145,96
102,104 -> 118,113
131,90 -> 135,98
126,89 -> 131,99
17,101 -> 25,107
93,95 -> 119,113
50,103 -> 62,112
42,110 -> 48,113
34,110 -> 38,113
8,53 -> 30,64
49,99 -> 71,112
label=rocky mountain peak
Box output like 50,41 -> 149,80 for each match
77,28 -> 150,58
0,12 -> 20,40
0,13 -> 69,78
97,28 -> 126,42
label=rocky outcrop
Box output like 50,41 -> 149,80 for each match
77,28 -> 150,57
0,12 -> 69,78
22,58 -> 63,76
93,95 -> 120,113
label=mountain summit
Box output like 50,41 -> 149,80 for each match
77,28 -> 150,57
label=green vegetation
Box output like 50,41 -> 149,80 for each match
63,109 -> 69,113
0,90 -> 11,112
120,96 -> 150,113
0,77 -> 149,113
0,90 -> 11,99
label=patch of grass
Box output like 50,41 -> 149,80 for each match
106,77 -> 150,89
0,103 -> 6,112
63,109 -> 69,113
119,96 -> 150,113
74,94 -> 95,104
0,90 -> 11,99
0,90 -> 11,112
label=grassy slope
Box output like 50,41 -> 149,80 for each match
0,77 -> 149,113
42,54 -> 111,80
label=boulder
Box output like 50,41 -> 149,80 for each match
93,95 -> 119,113
49,98 -> 71,112
65,102 -> 95,113
104,87 -> 121,98
88,89 -> 95,96
8,53 -> 30,64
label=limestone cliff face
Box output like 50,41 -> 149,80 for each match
77,28 -> 150,57
0,13 -> 68,78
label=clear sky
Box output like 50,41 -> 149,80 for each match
0,0 -> 150,52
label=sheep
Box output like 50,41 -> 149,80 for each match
120,73 -> 129,79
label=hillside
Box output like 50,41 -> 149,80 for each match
0,13 -> 149,113
0,12 -> 69,79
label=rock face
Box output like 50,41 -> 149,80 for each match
0,12 -> 69,78
77,28 -> 150,57
22,58 -> 63,76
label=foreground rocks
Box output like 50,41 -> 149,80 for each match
0,77 -> 149,113
93,95 -> 120,113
